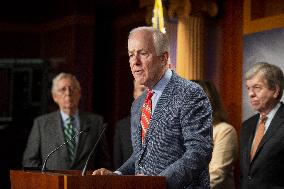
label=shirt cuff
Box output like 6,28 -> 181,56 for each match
114,170 -> 122,175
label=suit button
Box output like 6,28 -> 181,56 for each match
248,176 -> 252,181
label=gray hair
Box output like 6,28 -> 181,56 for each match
128,26 -> 169,56
51,72 -> 81,93
245,62 -> 284,99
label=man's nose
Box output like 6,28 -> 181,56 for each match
133,54 -> 142,64
247,89 -> 255,98
65,87 -> 74,95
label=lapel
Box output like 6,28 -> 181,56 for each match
138,72 -> 176,158
251,103 -> 284,162
244,115 -> 258,165
75,113 -> 91,161
132,94 -> 146,153
51,111 -> 71,166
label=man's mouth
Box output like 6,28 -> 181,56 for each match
134,70 -> 143,74
250,100 -> 259,105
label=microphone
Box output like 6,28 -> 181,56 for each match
81,123 -> 107,176
41,128 -> 89,173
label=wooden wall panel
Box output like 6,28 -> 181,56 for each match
244,0 -> 284,34
0,32 -> 40,57
40,16 -> 95,112
218,0 -> 243,135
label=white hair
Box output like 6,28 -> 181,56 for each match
128,26 -> 169,56
51,72 -> 81,93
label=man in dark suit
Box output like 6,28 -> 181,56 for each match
93,26 -> 212,189
240,62 -> 284,188
22,73 -> 110,170
113,116 -> 131,169
113,81 -> 145,169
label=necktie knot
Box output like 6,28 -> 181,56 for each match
145,90 -> 154,102
260,115 -> 267,124
67,116 -> 74,123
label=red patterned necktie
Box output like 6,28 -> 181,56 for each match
140,90 -> 154,143
250,115 -> 267,160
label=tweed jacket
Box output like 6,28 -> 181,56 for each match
240,102 -> 284,189
22,111 -> 111,170
118,71 -> 213,189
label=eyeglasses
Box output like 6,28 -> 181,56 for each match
55,86 -> 79,95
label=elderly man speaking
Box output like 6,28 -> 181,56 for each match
93,26 -> 212,189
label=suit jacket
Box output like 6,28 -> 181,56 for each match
209,122 -> 238,189
118,71 -> 213,189
240,102 -> 284,189
22,111 -> 111,170
113,116 -> 133,169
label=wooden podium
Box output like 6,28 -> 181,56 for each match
10,170 -> 166,189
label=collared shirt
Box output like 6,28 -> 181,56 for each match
251,102 -> 281,150
114,69 -> 172,175
262,102 -> 281,133
150,69 -> 172,114
60,110 -> 80,143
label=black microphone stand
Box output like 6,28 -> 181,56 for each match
81,124 -> 107,176
41,130 -> 86,173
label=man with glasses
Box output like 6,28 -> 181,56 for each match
22,73 -> 110,171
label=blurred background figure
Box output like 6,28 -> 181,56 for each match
113,80 -> 146,169
194,80 -> 238,189
22,73 -> 111,171
240,62 -> 284,188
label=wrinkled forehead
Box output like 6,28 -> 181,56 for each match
128,31 -> 153,47
128,40 -> 155,57
56,77 -> 76,87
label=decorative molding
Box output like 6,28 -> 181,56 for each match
168,0 -> 218,18
244,0 -> 284,34
139,0 -> 218,25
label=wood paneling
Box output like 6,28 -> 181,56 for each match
218,0 -> 243,134
244,0 -> 284,34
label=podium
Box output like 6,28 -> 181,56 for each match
10,170 -> 166,189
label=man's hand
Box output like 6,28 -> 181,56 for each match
92,168 -> 115,175
136,173 -> 145,176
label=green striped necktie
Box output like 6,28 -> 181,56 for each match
64,116 -> 76,161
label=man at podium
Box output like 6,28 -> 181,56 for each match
22,73 -> 111,171
93,27 -> 213,189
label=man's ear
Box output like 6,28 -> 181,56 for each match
273,85 -> 280,99
160,52 -> 169,64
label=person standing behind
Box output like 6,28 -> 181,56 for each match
93,26 -> 213,189
22,73 -> 111,170
194,80 -> 238,189
113,80 -> 146,169
240,62 -> 284,188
